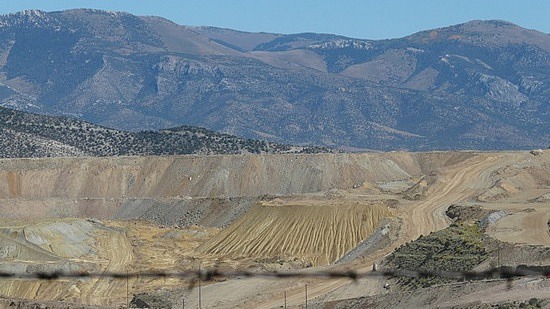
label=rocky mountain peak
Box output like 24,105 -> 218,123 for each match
0,9 -> 58,29
12,9 -> 48,19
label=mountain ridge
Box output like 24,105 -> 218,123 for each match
0,105 -> 331,158
0,10 -> 548,151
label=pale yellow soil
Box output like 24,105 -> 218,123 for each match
198,201 -> 393,266
249,153 -> 510,308
0,151 -> 549,307
189,151 -> 549,308
0,219 -> 221,306
484,202 -> 550,246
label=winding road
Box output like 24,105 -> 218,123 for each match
237,153 -> 525,308
83,227 -> 134,306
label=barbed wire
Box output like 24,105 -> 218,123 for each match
0,265 -> 548,284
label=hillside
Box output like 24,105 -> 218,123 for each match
0,10 -> 548,150
0,105 -> 329,158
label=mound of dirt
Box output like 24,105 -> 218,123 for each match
197,202 -> 393,265
22,220 -> 97,258
0,218 -> 125,304
477,180 -> 520,202
0,153 -> 422,223
0,153 -> 418,201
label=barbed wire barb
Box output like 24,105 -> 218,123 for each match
0,265 -> 548,288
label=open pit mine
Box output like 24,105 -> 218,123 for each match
0,150 -> 549,308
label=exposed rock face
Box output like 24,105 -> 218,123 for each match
0,11 -> 548,150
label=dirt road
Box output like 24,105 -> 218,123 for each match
438,277 -> 550,308
82,226 -> 134,306
239,153 -> 527,308
1,151 -> 548,307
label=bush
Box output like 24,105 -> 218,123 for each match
385,223 -> 487,288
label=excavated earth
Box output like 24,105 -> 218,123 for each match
0,151 -> 549,308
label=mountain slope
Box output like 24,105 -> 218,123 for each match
0,10 -> 548,150
0,106 -> 328,158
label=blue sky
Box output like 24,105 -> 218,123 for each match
0,1 -> 548,39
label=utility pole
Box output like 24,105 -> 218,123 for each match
198,263 -> 202,309
284,291 -> 287,309
497,245 -> 500,267
126,269 -> 129,309
305,284 -> 308,309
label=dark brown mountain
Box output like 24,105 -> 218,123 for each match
0,9 -> 548,151
0,105 -> 329,158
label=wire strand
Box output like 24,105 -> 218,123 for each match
0,265 -> 547,283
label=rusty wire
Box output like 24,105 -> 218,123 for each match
0,266 -> 546,283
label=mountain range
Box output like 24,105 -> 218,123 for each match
0,9 -> 548,151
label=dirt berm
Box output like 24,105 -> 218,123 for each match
0,152 -> 472,225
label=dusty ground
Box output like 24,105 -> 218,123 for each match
198,200 -> 393,266
0,150 -> 548,307
0,218 -> 208,306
